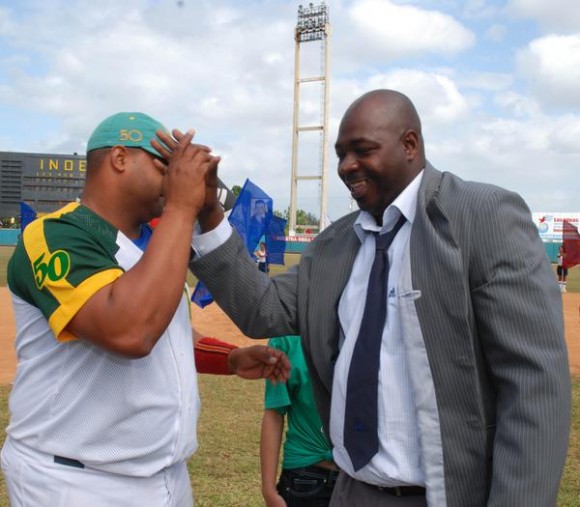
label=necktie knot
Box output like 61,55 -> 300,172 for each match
375,214 -> 406,251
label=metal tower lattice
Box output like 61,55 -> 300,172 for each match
288,2 -> 331,235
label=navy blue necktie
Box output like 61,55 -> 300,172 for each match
344,214 -> 407,471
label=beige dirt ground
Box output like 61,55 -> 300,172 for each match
0,287 -> 579,385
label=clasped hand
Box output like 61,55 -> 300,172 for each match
151,128 -> 221,216
228,345 -> 291,384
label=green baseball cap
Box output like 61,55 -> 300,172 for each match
86,112 -> 168,156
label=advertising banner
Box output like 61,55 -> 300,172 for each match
532,212 -> 580,242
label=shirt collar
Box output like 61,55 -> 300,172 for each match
353,169 -> 424,243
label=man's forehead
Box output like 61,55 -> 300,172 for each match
336,115 -> 386,146
338,101 -> 401,142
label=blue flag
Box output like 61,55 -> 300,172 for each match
20,202 -> 37,232
192,179 -> 287,308
190,280 -> 214,309
265,215 -> 287,265
228,179 -> 272,254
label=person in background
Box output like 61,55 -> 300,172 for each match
261,335 -> 338,507
557,245 -> 568,293
249,199 -> 268,249
1,112 -> 289,507
255,241 -> 268,273
181,89 -> 570,507
251,199 -> 267,227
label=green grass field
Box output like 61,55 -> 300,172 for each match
0,245 -> 579,505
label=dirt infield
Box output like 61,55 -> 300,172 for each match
0,287 -> 579,385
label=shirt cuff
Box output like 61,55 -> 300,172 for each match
191,216 -> 232,257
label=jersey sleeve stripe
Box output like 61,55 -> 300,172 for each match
49,268 -> 124,342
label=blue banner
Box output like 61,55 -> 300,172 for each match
265,215 -> 287,265
192,179 -> 286,308
20,202 -> 37,232
228,179 -> 272,254
190,280 -> 214,309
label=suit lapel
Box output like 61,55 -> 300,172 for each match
411,164 -> 473,372
412,164 -> 474,349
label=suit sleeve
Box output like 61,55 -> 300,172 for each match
189,230 -> 298,339
470,189 -> 570,506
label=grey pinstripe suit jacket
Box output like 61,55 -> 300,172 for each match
191,163 -> 570,506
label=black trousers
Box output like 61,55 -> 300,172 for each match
277,465 -> 339,507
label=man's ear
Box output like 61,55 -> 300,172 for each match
109,145 -> 129,173
402,129 -> 420,160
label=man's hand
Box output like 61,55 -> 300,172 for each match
151,128 -> 221,218
152,128 -> 224,231
228,345 -> 291,384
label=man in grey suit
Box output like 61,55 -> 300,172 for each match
159,89 -> 570,506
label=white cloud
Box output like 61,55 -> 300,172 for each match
507,0 -> 580,31
548,115 -> 580,154
366,69 -> 470,123
517,34 -> 580,109
459,71 -> 513,92
474,118 -> 549,154
493,91 -> 541,118
0,0 -> 579,217
484,23 -> 507,42
429,113 -> 580,212
462,0 -> 501,20
345,0 -> 475,61
0,7 -> 16,35
0,2 -> 296,149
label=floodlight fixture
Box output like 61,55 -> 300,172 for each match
296,2 -> 329,42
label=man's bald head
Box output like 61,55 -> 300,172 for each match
344,90 -> 423,149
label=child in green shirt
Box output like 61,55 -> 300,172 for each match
260,336 -> 338,507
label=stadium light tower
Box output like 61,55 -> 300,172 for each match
288,2 -> 331,235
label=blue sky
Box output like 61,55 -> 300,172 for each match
0,0 -> 579,219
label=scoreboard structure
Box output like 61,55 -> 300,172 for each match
0,151 -> 86,217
